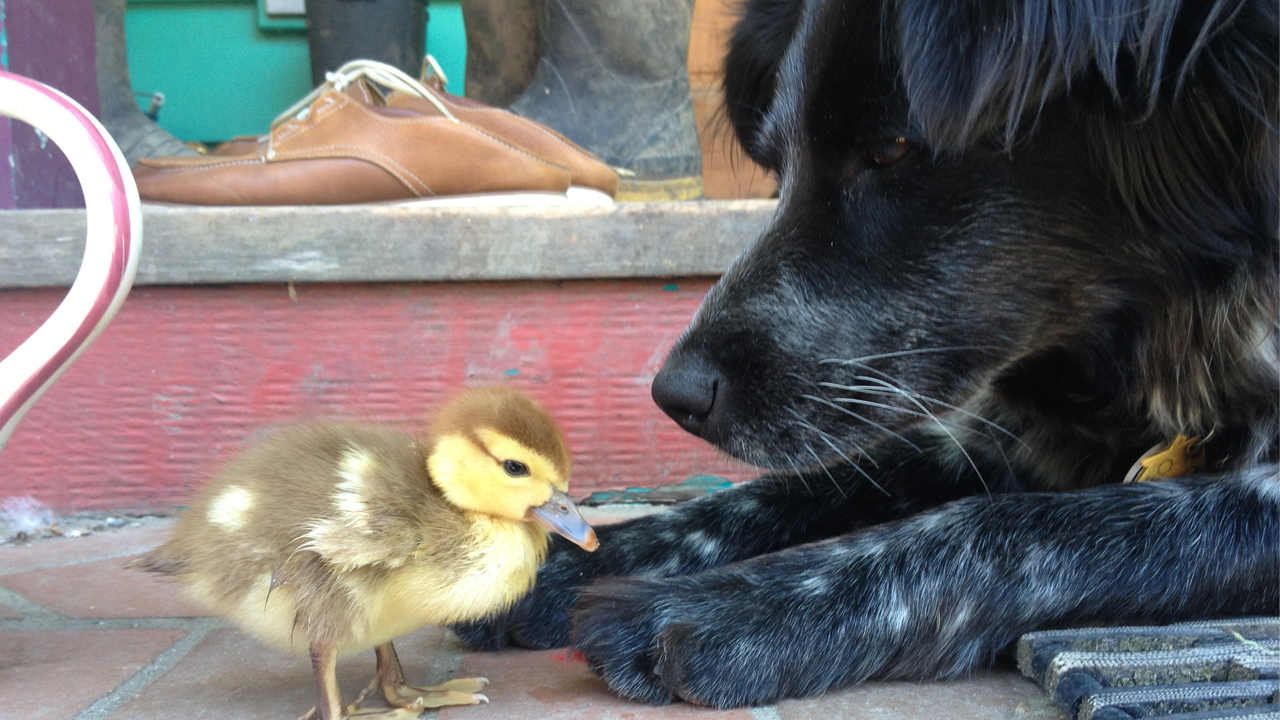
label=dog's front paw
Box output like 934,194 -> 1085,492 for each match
573,576 -> 804,708
571,578 -> 676,704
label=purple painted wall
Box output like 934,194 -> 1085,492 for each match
1,0 -> 98,209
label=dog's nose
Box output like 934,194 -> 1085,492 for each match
651,355 -> 720,437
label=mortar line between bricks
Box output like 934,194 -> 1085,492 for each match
749,705 -> 782,720
72,617 -> 222,720
0,615 -> 226,631
0,583 -> 61,621
419,629 -> 468,720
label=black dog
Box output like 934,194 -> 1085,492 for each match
456,0 -> 1279,707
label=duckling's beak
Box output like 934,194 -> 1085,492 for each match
527,489 -> 598,551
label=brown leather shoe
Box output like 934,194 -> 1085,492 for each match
133,61 -> 606,207
391,63 -> 618,202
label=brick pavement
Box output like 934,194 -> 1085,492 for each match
0,509 -> 1064,720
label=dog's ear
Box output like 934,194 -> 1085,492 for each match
893,0 -> 1277,258
724,0 -> 807,170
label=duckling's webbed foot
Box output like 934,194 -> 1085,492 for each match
374,642 -> 490,708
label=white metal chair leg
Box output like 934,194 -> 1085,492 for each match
0,69 -> 142,450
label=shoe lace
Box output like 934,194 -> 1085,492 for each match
420,54 -> 450,88
271,58 -> 458,130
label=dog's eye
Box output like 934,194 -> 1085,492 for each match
868,138 -> 911,166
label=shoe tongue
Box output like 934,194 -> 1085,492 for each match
343,77 -> 387,106
385,90 -> 446,117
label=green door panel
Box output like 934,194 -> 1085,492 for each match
125,0 -> 466,144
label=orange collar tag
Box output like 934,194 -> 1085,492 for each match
1123,434 -> 1205,483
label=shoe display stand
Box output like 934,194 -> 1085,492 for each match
0,201 -> 774,512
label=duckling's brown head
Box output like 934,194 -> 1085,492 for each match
426,386 -> 597,551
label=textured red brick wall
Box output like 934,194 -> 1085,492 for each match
0,279 -> 752,512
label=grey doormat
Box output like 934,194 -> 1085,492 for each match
1018,618 -> 1280,720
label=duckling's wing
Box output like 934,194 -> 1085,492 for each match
302,515 -> 422,571
299,441 -> 433,572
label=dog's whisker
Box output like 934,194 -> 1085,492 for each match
840,376 -> 991,499
804,443 -> 849,499
783,405 -> 881,470
822,366 -> 1023,440
839,368 -> 1025,447
812,431 -> 891,496
821,393 -> 932,419
782,453 -> 814,495
783,401 -> 893,497
982,425 -> 1017,481
785,371 -> 820,387
822,395 -> 1005,443
818,385 -> 903,395
840,363 -> 1020,438
778,407 -> 880,468
799,394 -> 922,452
806,369 -> 1017,447
817,345 -> 999,366
802,362 -> 1017,474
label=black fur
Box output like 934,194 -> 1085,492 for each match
454,0 -> 1279,708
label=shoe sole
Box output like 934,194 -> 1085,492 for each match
394,187 -> 613,208
141,187 -> 615,209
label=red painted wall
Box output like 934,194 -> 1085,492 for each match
0,279 -> 753,513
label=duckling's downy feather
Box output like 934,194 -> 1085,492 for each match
133,421 -> 548,653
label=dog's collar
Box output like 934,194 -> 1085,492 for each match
1123,434 -> 1206,483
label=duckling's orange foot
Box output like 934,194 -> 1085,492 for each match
386,678 -> 490,708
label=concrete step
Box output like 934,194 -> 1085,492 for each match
0,200 -> 776,287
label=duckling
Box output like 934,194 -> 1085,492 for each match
130,386 -> 598,719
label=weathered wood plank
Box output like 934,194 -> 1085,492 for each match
0,201 -> 776,287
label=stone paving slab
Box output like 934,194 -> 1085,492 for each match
0,628 -> 187,720
0,555 -> 205,619
440,648 -> 756,720
111,626 -> 445,720
0,519 -> 1067,720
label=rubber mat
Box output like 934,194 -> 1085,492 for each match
1017,618 -> 1280,719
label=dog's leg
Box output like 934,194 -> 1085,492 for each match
572,468 -> 1279,707
452,441 -> 985,650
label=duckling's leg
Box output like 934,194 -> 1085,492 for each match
301,643 -> 426,720
374,641 -> 490,708
306,643 -> 348,720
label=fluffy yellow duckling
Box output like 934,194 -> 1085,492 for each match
131,386 -> 598,719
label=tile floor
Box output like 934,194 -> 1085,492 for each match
0,508 -> 1065,720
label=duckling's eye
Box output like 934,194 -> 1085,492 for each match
502,460 -> 530,477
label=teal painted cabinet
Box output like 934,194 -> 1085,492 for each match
125,0 -> 466,143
